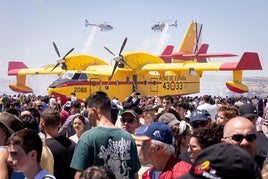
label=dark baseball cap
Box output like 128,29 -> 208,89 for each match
122,109 -> 138,120
179,143 -> 256,179
190,109 -> 210,123
239,103 -> 258,118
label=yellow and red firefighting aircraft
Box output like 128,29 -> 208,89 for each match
8,21 -> 261,103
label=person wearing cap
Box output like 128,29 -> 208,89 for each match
189,109 -> 210,129
157,112 -> 180,128
0,112 -> 23,178
179,143 -> 257,179
222,116 -> 263,177
239,103 -> 268,161
70,91 -> 140,179
58,100 -> 91,137
132,122 -> 191,179
133,125 -> 152,179
120,109 -> 141,134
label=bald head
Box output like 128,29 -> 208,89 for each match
223,116 -> 257,157
224,116 -> 257,137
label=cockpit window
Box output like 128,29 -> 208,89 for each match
72,73 -> 81,80
79,73 -> 88,80
60,72 -> 74,80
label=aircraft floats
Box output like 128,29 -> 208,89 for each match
8,21 -> 262,103
85,19 -> 113,31
151,20 -> 178,32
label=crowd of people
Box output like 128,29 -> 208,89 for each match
0,91 -> 268,178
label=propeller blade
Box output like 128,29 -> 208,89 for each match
106,61 -> 118,86
52,42 -> 61,58
121,59 -> 132,69
104,47 -> 116,56
50,63 -> 60,72
119,37 -> 127,55
63,48 -> 74,59
110,61 -> 119,81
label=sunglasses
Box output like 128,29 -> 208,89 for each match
120,117 -> 134,124
191,121 -> 208,129
225,134 -> 257,143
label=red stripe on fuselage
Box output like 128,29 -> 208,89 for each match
55,80 -> 198,88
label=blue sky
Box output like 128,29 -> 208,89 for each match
0,0 -> 267,85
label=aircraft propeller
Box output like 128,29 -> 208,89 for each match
104,37 -> 132,86
50,42 -> 74,72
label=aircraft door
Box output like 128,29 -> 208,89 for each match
90,78 -> 100,94
150,78 -> 158,92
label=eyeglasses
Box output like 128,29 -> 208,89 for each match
191,121 -> 208,129
225,134 -> 257,143
120,117 -> 134,124
188,144 -> 201,150
37,105 -> 43,108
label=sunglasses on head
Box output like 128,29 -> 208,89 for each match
191,121 -> 208,129
226,134 -> 257,143
120,117 -> 134,124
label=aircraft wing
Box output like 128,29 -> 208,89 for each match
8,61 -> 63,76
142,52 -> 261,72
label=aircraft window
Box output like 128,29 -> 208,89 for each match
61,72 -> 74,80
72,73 -> 81,80
79,73 -> 88,80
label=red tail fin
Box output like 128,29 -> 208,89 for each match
8,61 -> 28,75
195,44 -> 209,62
158,45 -> 174,63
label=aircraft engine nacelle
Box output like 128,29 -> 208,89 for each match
9,84 -> 33,93
225,81 -> 249,93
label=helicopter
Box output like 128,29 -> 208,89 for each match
151,20 -> 178,32
85,19 -> 113,31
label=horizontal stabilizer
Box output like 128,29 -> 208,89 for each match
220,52 -> 262,70
158,45 -> 174,63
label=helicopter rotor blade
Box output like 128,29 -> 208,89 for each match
119,37 -> 127,55
52,42 -> 61,58
104,47 -> 116,56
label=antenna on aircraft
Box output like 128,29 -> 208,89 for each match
104,37 -> 132,87
51,42 -> 74,72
